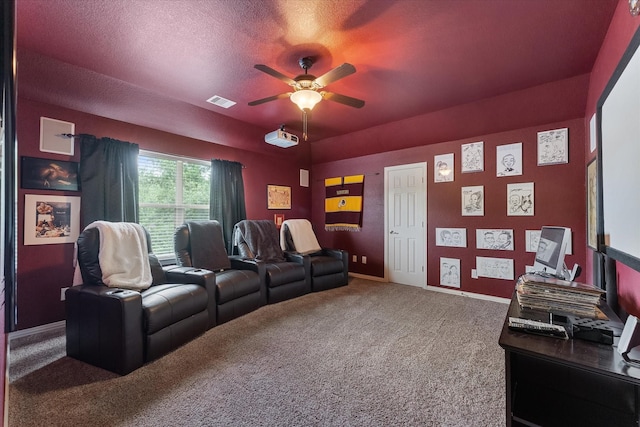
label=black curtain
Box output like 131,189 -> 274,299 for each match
210,159 -> 246,253
79,135 -> 140,227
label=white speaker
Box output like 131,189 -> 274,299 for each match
617,315 -> 640,357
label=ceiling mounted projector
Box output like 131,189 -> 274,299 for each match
265,127 -> 299,148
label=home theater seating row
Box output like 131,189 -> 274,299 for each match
65,219 -> 348,375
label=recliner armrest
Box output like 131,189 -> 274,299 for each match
321,248 -> 345,260
284,252 -> 312,290
163,266 -> 217,329
229,257 -> 268,305
65,284 -> 144,375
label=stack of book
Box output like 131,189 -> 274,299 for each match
515,273 -> 606,319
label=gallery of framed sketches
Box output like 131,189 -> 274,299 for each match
433,127 -> 571,289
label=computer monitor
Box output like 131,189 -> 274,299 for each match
532,226 -> 572,279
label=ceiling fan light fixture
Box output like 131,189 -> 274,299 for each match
290,89 -> 322,111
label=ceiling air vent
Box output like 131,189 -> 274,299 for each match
206,95 -> 236,108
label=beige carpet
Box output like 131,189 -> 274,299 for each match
8,278 -> 508,426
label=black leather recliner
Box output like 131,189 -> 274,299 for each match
174,220 -> 265,324
281,219 -> 349,292
66,224 -> 216,375
233,219 -> 310,304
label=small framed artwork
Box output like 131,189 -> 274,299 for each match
21,157 -> 79,191
24,194 -> 80,245
587,158 -> 598,249
461,141 -> 484,173
434,153 -> 454,182
440,257 -> 461,288
589,114 -> 597,153
507,182 -> 534,216
476,229 -> 514,251
496,142 -> 522,177
300,169 -> 309,187
476,256 -> 514,280
537,128 -> 569,165
435,227 -> 467,248
267,185 -> 291,209
525,230 -> 542,252
462,185 -> 484,216
40,117 -> 75,155
274,213 -> 285,228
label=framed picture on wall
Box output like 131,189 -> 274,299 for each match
476,229 -> 514,251
461,141 -> 484,173
21,157 -> 79,191
24,194 -> 80,245
496,142 -> 522,177
440,257 -> 461,288
267,185 -> 291,209
537,128 -> 569,165
434,153 -> 454,182
461,185 -> 484,216
435,227 -> 467,248
587,158 -> 598,249
507,182 -> 534,216
39,117 -> 75,155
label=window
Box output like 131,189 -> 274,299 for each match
138,151 -> 210,260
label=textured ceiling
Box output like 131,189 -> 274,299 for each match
15,0 -> 618,146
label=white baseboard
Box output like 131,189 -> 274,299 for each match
425,285 -> 510,304
8,321 -> 66,342
350,274 -> 510,304
348,272 -> 387,282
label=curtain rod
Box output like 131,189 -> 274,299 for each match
212,158 -> 246,168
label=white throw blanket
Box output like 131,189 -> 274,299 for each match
75,221 -> 152,290
280,219 -> 322,253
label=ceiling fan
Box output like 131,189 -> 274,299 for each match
248,57 -> 365,141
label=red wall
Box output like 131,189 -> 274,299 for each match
16,97 -> 311,330
312,118 -> 585,299
311,74 -> 590,164
585,0 -> 640,316
15,0 -> 639,327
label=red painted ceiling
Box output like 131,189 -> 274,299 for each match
15,0 -> 617,146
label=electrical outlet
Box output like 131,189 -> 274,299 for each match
352,255 -> 357,263
362,256 -> 367,264
60,287 -> 69,301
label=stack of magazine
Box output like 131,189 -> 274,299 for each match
515,273 -> 606,319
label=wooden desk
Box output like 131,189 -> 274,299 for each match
499,294 -> 640,427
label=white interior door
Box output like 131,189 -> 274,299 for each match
385,162 -> 427,287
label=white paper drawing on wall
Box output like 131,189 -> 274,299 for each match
461,141 -> 484,173
40,117 -> 75,155
496,142 -> 522,177
440,257 -> 461,288
537,127 -> 568,165
476,229 -> 514,251
24,194 -> 80,245
525,229 -> 572,254
589,115 -> 597,153
507,182 -> 534,216
435,227 -> 467,247
476,256 -> 514,280
462,185 -> 484,216
434,153 -> 454,182
525,230 -> 541,253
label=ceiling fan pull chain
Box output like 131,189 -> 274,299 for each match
302,110 -> 309,141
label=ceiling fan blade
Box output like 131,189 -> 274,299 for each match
248,92 -> 291,106
254,64 -> 296,86
314,63 -> 357,87
321,91 -> 365,108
